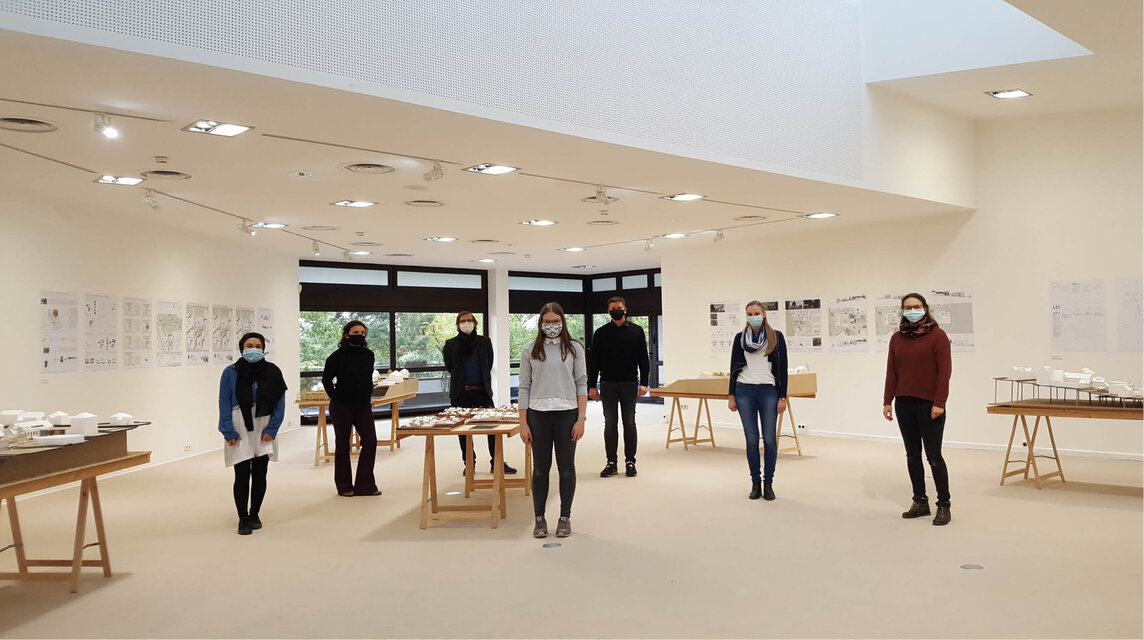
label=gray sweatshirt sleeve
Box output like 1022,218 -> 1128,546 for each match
573,342 -> 588,396
518,341 -> 533,410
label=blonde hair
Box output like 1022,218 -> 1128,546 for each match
744,300 -> 777,356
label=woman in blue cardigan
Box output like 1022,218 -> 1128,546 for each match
218,332 -> 287,535
727,301 -> 788,501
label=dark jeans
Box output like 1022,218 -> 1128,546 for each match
734,383 -> 778,483
528,408 -> 577,518
330,401 -> 378,495
895,396 -> 950,507
233,454 -> 269,517
601,381 -> 638,464
454,387 -> 496,463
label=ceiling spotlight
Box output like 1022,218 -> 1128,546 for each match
560,247 -> 585,252
423,160 -> 446,182
985,89 -> 1032,100
521,219 -> 557,226
312,240 -> 321,256
239,220 -> 256,236
465,163 -> 518,175
252,222 -> 287,229
471,258 -> 497,263
424,236 -> 457,242
663,193 -> 704,202
143,189 -> 159,210
661,233 -> 687,239
348,250 -> 372,256
802,212 -> 838,219
571,264 -> 596,269
95,175 -> 143,185
342,250 -> 353,261
93,113 -> 119,139
714,230 -> 725,242
332,200 -> 376,208
182,120 -> 252,136
582,186 -> 617,205
645,239 -> 655,251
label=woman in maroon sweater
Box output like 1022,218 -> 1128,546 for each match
883,293 -> 953,526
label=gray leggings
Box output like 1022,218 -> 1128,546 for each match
528,408 -> 578,518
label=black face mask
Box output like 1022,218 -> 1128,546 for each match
346,334 -> 366,347
609,309 -> 626,321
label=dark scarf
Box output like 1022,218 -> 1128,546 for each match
741,327 -> 768,353
899,315 -> 938,339
456,330 -> 477,358
234,358 -> 288,431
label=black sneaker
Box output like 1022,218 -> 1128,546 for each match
762,482 -> 775,501
625,461 -> 637,477
492,462 -> 517,474
600,462 -> 618,478
237,516 -> 253,536
248,514 -> 262,530
901,499 -> 931,519
555,516 -> 571,538
533,516 -> 548,538
933,506 -> 951,526
748,481 -> 762,500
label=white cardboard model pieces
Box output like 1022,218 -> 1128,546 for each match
0,410 -> 23,426
110,412 -> 134,426
32,434 -> 85,446
49,411 -> 71,426
69,412 -> 99,436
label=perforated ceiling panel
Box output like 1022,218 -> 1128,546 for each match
1,0 -> 863,179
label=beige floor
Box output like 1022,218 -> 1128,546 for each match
1,404 -> 1141,640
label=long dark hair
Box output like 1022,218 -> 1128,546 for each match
901,292 -> 938,325
743,300 -> 778,356
339,320 -> 368,348
530,302 -> 580,362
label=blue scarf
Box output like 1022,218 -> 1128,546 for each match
740,327 -> 768,354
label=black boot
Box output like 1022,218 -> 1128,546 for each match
762,482 -> 775,501
901,499 -> 930,519
933,505 -> 951,526
748,481 -> 762,500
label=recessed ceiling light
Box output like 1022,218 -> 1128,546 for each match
521,219 -> 557,226
424,236 -> 456,242
384,253 -> 414,257
423,160 -> 446,182
471,258 -> 497,263
560,247 -> 585,252
252,222 -> 287,229
488,251 -> 516,255
571,265 -> 596,269
403,184 -> 429,191
587,219 -> 619,226
347,250 -> 372,256
341,162 -> 395,174
661,233 -> 687,239
663,193 -> 704,201
302,225 -> 338,231
802,212 -> 838,219
470,239 -> 499,244
733,215 -> 766,221
350,241 -> 380,246
95,175 -> 143,186
465,163 -> 518,175
332,200 -> 376,208
405,200 -> 445,207
182,120 -> 252,136
93,113 -> 118,139
0,117 -> 56,133
140,170 -> 191,180
985,89 -> 1032,100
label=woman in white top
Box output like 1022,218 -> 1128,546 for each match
518,302 -> 588,539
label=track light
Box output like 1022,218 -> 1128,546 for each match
312,240 -> 321,256
144,189 -> 159,210
645,239 -> 655,251
93,113 -> 119,139
342,250 -> 353,261
239,220 -> 256,236
423,160 -> 445,182
714,229 -> 725,242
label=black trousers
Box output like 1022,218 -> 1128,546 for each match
233,454 -> 269,517
895,396 -> 950,507
454,387 -> 496,462
528,408 -> 577,518
601,381 -> 638,464
330,401 -> 378,495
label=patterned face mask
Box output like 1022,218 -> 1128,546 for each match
541,323 -> 563,338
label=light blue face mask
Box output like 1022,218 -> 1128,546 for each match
746,315 -> 764,328
903,309 -> 926,323
242,348 -> 265,363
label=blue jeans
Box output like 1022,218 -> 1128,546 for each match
735,384 -> 778,483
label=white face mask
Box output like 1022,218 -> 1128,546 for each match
541,323 -> 563,338
459,321 -> 475,334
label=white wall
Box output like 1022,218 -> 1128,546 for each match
0,197 -> 301,468
662,107 -> 1143,458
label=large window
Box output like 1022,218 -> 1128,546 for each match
395,312 -> 484,368
299,311 -> 391,371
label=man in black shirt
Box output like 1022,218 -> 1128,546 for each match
588,296 -> 650,477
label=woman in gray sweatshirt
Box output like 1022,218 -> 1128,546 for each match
518,302 -> 588,539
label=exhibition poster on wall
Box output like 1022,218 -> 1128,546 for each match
709,301 -> 739,353
40,291 -> 79,373
123,297 -> 153,368
212,305 -> 236,364
873,291 -> 906,351
1116,277 -> 1142,353
185,303 -> 210,366
927,288 -> 975,352
84,294 -> 119,370
785,298 -> 822,352
1051,279 -> 1106,352
828,294 -> 868,352
258,308 -> 275,356
236,307 -> 256,340
156,301 -> 183,367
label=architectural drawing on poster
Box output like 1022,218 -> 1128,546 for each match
236,307 -> 255,339
40,291 -> 79,373
785,298 -> 822,352
156,301 -> 183,367
928,288 -> 975,352
122,297 -> 153,368
1051,279 -> 1106,352
828,294 -> 868,352
185,303 -> 210,366
212,305 -> 236,364
874,292 -> 907,351
1116,278 -> 1143,353
84,294 -> 119,370
709,301 -> 740,353
257,308 -> 275,356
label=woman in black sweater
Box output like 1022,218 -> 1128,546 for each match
321,321 -> 380,497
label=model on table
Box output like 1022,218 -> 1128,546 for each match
519,302 -> 588,539
727,301 -> 788,501
218,332 -> 287,535
321,320 -> 382,497
588,295 -> 650,478
883,293 -> 953,526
